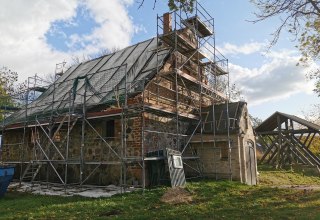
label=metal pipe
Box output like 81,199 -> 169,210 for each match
80,81 -> 87,185
141,79 -> 146,192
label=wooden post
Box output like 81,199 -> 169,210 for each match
276,115 -> 282,169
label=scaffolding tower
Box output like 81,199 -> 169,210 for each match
155,2 -> 232,180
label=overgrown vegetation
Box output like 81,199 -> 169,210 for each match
259,165 -> 320,185
302,135 -> 320,157
1,168 -> 320,219
0,67 -> 19,120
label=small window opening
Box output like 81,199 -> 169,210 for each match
106,120 -> 115,138
220,144 -> 229,161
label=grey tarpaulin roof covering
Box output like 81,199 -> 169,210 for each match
255,111 -> 320,132
5,38 -> 171,125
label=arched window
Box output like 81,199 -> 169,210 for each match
247,140 -> 254,149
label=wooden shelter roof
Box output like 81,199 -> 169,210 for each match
255,111 -> 320,133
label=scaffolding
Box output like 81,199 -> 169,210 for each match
154,2 -> 232,181
0,1 -> 233,191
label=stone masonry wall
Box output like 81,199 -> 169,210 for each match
184,134 -> 242,181
183,104 -> 257,184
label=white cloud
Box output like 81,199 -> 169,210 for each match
0,0 -> 78,80
77,0 -> 135,53
0,0 -> 136,82
230,49 -> 317,105
218,41 -> 266,55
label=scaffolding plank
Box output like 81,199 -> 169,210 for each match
201,61 -> 228,76
182,16 -> 213,38
144,103 -> 199,120
176,69 -> 227,100
160,32 -> 205,60
190,134 -> 229,143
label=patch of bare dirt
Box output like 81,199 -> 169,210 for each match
160,187 -> 193,205
98,209 -> 122,217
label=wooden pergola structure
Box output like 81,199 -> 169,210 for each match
255,112 -> 320,170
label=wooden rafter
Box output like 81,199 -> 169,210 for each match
256,112 -> 320,170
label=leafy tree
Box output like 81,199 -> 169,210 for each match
0,67 -> 19,120
251,0 -> 320,95
167,0 -> 195,12
0,67 -> 18,96
139,0 -> 195,12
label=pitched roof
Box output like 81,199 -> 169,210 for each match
255,111 -> 320,132
200,101 -> 246,134
5,38 -> 171,125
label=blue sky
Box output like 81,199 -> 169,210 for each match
0,0 -> 318,120
45,6 -> 99,52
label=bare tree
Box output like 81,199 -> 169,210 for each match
70,54 -> 91,66
249,114 -> 263,128
301,103 -> 320,124
251,0 -> 320,47
251,0 -> 320,95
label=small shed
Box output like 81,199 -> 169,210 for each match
184,101 -> 257,185
256,112 -> 320,172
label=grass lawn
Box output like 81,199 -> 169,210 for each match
1,168 -> 320,220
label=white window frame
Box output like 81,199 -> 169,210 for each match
172,155 -> 183,169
